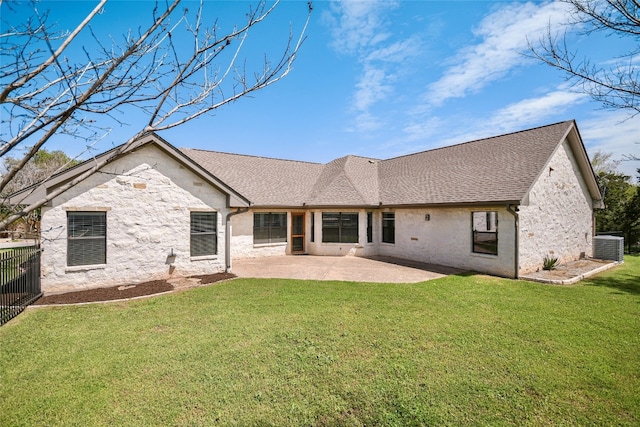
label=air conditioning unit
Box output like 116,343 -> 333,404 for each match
593,235 -> 624,262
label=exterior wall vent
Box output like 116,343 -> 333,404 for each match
593,235 -> 624,262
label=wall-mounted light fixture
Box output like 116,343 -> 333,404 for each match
425,214 -> 430,221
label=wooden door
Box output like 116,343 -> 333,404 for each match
291,213 -> 305,253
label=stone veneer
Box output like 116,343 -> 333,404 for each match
518,138 -> 595,274
40,145 -> 230,293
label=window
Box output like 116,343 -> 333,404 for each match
253,213 -> 287,244
367,212 -> 373,243
310,212 -> 315,243
191,212 -> 217,256
322,212 -> 358,243
382,212 -> 395,244
472,211 -> 498,255
67,212 -> 107,266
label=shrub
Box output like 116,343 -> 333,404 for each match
543,254 -> 559,270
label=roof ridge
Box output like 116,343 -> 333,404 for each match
384,120 -> 574,161
337,154 -> 381,162
181,147 -> 322,165
343,156 -> 380,203
305,156 -> 375,205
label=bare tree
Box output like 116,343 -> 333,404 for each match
528,0 -> 639,116
0,0 -> 312,230
1,149 -> 79,197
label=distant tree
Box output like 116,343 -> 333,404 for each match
593,154 -> 640,253
591,150 -> 622,175
0,0 -> 312,231
528,0 -> 639,116
1,149 -> 79,196
1,148 -> 79,236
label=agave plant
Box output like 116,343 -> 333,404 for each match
543,254 -> 559,271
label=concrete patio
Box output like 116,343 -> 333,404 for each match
230,255 -> 465,283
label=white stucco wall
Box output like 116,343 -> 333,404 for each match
230,209 -> 379,259
518,139 -> 594,273
229,207 -> 516,277
230,210 -> 288,258
376,207 -> 516,277
40,145 -> 230,293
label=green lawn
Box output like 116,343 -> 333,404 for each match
1,256 -> 638,426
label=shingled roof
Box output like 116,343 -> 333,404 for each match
181,149 -> 324,206
180,120 -> 601,208
379,121 -> 574,205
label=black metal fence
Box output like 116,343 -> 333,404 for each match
1,245 -> 42,326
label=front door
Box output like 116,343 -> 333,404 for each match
291,213 -> 305,253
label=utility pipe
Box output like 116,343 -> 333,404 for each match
506,204 -> 520,279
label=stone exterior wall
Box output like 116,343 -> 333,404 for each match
518,139 -> 595,274
40,145 -> 230,293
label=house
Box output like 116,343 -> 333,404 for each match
10,120 -> 603,293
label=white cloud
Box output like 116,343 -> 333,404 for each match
324,0 -> 399,55
489,89 -> 588,131
365,37 -> 420,64
324,0 -> 420,133
425,1 -> 570,106
580,112 -> 640,177
353,65 -> 393,112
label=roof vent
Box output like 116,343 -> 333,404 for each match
593,235 -> 624,262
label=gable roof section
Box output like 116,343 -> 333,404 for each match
9,133 -> 250,208
379,121 -> 587,206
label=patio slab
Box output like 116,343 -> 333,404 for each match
230,255 -> 464,283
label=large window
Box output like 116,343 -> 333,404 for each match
254,213 -> 287,244
191,212 -> 217,256
67,212 -> 107,266
472,211 -> 498,255
322,212 -> 359,243
367,212 -> 373,243
382,212 -> 395,244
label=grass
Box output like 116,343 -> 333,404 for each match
1,256 -> 639,426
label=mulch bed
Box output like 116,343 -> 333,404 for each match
32,272 -> 236,305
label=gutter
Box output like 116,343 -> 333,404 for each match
225,207 -> 249,273
506,204 -> 519,279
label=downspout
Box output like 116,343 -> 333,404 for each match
225,207 -> 249,273
506,204 -> 519,279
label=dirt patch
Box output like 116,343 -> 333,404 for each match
188,272 -> 236,285
33,272 -> 236,305
521,258 -> 616,284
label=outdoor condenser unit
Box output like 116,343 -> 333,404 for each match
593,235 -> 624,262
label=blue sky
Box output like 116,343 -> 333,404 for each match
4,0 -> 639,177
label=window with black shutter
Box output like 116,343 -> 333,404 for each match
67,212 -> 107,266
